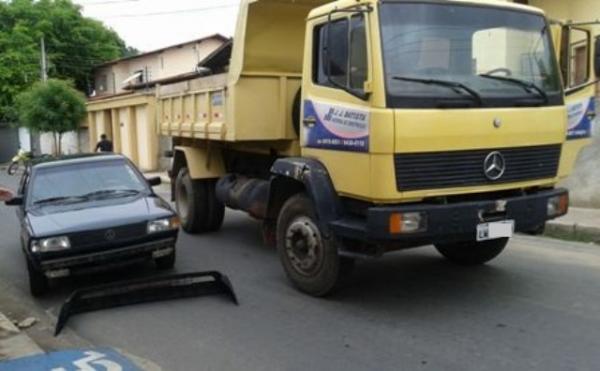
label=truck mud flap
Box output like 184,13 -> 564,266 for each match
55,271 -> 238,336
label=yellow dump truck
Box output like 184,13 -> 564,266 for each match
159,0 -> 599,296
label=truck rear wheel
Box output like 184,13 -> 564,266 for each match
175,168 -> 225,234
276,193 -> 351,297
434,238 -> 509,266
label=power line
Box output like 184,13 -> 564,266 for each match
97,3 -> 240,19
80,0 -> 140,5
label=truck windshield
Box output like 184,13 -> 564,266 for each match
380,2 -> 562,108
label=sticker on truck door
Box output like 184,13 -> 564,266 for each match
303,100 -> 370,153
567,96 -> 595,140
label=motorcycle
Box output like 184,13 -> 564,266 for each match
7,149 -> 31,175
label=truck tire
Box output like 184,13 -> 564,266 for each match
276,193 -> 351,296
175,168 -> 224,233
434,238 -> 509,266
292,89 -> 301,137
27,259 -> 48,297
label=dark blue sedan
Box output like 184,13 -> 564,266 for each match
5,154 -> 179,296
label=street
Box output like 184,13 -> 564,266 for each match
1,173 -> 600,371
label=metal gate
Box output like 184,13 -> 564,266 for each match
0,124 -> 19,163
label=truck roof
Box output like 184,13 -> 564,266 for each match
307,0 -> 544,19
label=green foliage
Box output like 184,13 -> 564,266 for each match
0,0 -> 135,121
16,79 -> 86,154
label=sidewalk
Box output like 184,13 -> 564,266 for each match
546,207 -> 600,244
0,312 -> 43,361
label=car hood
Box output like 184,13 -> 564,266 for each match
27,195 -> 174,237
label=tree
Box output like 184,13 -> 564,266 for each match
0,0 -> 136,122
16,79 -> 87,155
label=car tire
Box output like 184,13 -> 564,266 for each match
434,238 -> 509,266
155,250 -> 176,270
175,168 -> 224,234
276,193 -> 350,297
27,259 -> 48,297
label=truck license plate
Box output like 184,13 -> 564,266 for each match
476,220 -> 514,242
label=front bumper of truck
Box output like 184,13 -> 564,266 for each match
330,188 -> 568,248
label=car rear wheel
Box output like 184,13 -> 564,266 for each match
175,168 -> 225,234
434,238 -> 509,266
27,259 -> 48,297
276,193 -> 352,297
155,250 -> 176,270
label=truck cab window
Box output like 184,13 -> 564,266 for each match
561,27 -> 590,88
313,14 -> 367,92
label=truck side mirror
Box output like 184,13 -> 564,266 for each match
594,36 -> 600,78
5,196 -> 23,206
147,177 -> 161,187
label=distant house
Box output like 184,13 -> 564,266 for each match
92,34 -> 229,97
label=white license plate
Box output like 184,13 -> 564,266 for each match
476,220 -> 514,242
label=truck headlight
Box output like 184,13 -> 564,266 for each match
389,212 -> 427,234
147,217 -> 180,234
547,193 -> 569,218
31,236 -> 71,253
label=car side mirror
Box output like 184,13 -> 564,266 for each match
5,196 -> 23,206
594,37 -> 600,78
147,177 -> 161,187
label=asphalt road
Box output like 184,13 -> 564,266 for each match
1,171 -> 600,370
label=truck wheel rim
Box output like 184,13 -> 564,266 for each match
176,182 -> 189,221
285,217 -> 323,276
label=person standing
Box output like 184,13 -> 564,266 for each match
95,134 -> 114,153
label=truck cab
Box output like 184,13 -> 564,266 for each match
164,0 -> 598,296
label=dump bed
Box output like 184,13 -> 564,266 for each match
158,0 -> 327,142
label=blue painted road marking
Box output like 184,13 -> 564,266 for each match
0,348 -> 141,371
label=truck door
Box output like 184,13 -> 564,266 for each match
561,25 -> 598,140
558,24 -> 598,175
302,6 -> 377,199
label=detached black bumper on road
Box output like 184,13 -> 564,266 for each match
330,188 -> 568,247
35,237 -> 177,277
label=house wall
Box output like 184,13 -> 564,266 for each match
93,37 -> 226,97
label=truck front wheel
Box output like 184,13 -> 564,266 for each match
434,238 -> 509,266
276,193 -> 352,296
175,168 -> 225,234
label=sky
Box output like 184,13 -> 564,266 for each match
73,0 -> 242,52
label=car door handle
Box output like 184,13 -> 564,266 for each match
303,116 -> 317,127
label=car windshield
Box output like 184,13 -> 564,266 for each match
380,2 -> 562,108
29,159 -> 148,206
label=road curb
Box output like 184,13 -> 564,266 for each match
545,220 -> 600,244
0,312 -> 43,361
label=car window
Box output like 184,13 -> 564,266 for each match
29,160 -> 148,204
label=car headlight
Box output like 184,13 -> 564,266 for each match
147,217 -> 180,234
31,236 -> 71,253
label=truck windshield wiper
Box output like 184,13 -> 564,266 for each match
479,74 -> 549,104
82,189 -> 142,199
392,76 -> 483,106
33,196 -> 87,206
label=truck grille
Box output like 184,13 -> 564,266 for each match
394,144 -> 561,191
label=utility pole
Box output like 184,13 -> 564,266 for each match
40,37 -> 48,82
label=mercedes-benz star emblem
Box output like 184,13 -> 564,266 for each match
105,229 -> 116,241
483,151 -> 506,180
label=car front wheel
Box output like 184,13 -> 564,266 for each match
434,238 -> 509,266
27,259 -> 48,297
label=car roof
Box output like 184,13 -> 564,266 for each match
31,153 -> 128,170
